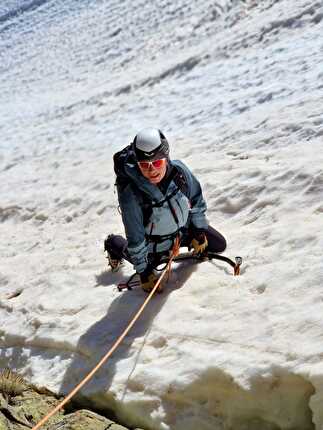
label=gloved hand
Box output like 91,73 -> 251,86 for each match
139,268 -> 162,293
190,231 -> 208,256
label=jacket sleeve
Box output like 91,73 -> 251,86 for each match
117,183 -> 149,273
174,160 -> 208,230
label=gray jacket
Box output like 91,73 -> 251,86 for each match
117,158 -> 208,273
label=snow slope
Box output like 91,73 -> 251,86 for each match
1,0 -> 323,429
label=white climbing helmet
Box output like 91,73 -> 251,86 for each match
133,128 -> 169,161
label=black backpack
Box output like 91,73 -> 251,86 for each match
113,144 -> 136,191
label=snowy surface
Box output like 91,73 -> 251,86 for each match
1,0 -> 323,429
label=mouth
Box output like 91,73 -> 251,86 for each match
148,172 -> 162,183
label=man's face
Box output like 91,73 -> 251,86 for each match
137,158 -> 168,184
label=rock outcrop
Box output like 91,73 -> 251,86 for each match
0,371 -> 140,430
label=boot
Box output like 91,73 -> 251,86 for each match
104,235 -> 124,272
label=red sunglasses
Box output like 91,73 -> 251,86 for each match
137,158 -> 166,169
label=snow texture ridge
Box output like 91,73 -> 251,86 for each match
1,0 -> 323,429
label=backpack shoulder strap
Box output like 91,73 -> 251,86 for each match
172,163 -> 190,199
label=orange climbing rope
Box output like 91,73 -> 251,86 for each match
31,238 -> 180,430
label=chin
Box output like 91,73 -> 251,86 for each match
149,176 -> 161,184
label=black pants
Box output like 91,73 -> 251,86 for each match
105,225 -> 226,265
